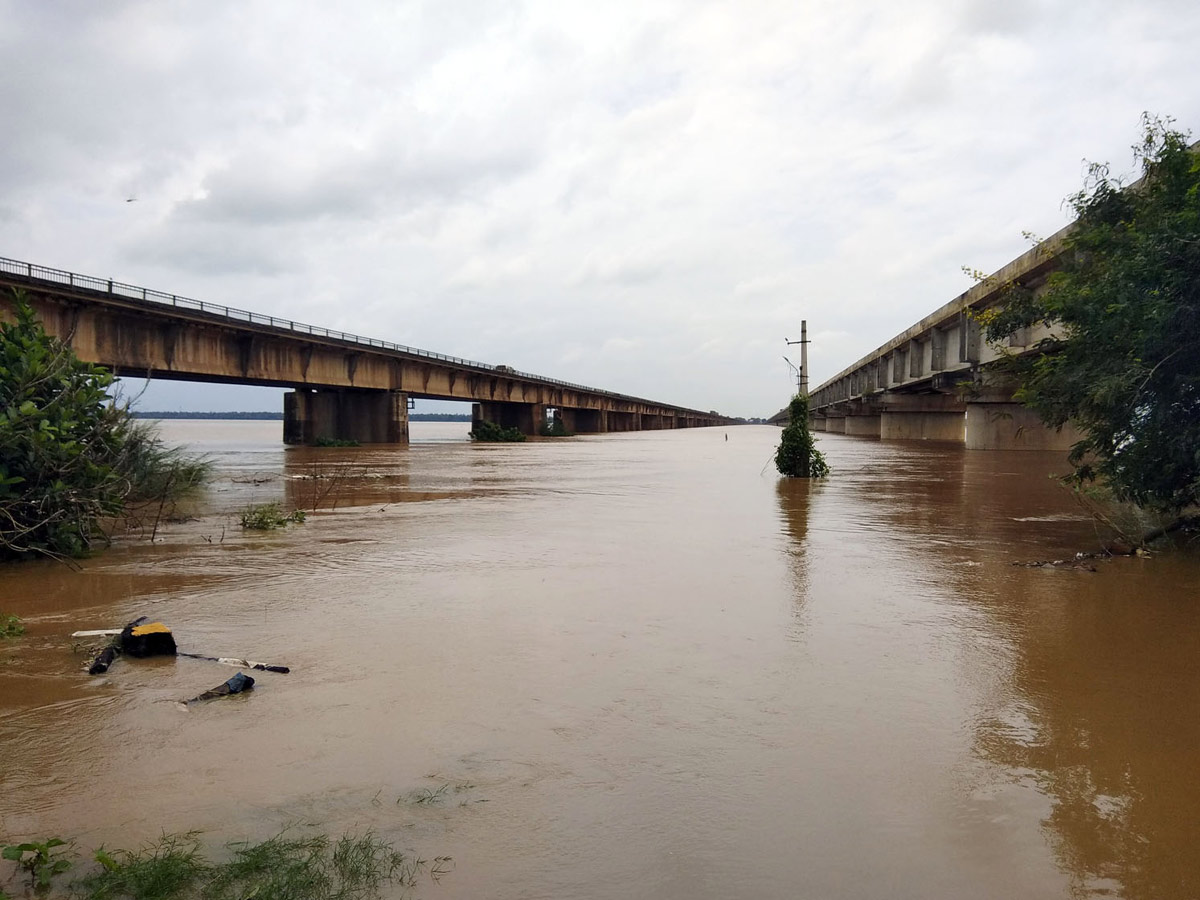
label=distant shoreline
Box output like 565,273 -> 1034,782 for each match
133,411 -> 472,422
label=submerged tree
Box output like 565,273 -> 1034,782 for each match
983,115 -> 1199,515
0,292 -> 209,560
775,394 -> 829,478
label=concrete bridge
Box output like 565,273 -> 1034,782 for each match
0,257 -> 731,443
802,224 -> 1081,451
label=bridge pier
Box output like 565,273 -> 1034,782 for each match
607,411 -> 640,432
843,415 -> 881,437
561,408 -> 607,434
284,388 -> 409,445
880,410 -> 964,442
965,402 -> 1081,451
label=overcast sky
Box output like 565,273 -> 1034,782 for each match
2,0 -> 1198,417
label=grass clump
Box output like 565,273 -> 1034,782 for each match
238,503 -> 306,530
85,834 -> 206,900
0,614 -> 24,639
469,420 -> 526,442
313,437 -> 360,447
67,830 -> 448,900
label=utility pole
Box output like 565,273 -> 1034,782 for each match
785,321 -> 809,397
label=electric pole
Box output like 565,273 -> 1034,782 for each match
785,321 -> 809,397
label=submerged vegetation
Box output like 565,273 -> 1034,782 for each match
238,502 -> 306,530
2,830 -> 449,900
0,614 -> 24,639
0,293 -> 210,561
469,420 -> 526,442
775,394 -> 829,479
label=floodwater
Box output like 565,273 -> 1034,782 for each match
2,421 -> 1198,899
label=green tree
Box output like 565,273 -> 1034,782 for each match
775,394 -> 829,478
0,292 -> 208,560
984,116 -> 1200,513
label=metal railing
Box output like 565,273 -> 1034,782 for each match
0,255 -> 707,413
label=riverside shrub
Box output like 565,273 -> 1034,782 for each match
0,293 -> 208,560
775,394 -> 830,478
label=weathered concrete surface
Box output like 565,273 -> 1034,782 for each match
0,265 -> 732,443
965,403 -> 1082,451
843,415 -> 881,437
880,411 -> 965,442
284,389 -> 409,444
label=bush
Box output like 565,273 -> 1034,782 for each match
983,116 -> 1200,512
775,394 -> 830,478
469,420 -> 526,442
0,293 -> 210,560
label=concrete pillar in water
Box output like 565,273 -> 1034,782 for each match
608,410 -> 637,432
284,388 -> 409,445
565,408 -> 606,434
880,410 -> 964,442
825,417 -> 847,433
965,402 -> 1081,450
843,415 -> 881,437
810,416 -> 827,432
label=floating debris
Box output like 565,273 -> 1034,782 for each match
179,652 -> 289,674
1011,559 -> 1098,571
182,671 -> 255,706
79,618 -> 288,675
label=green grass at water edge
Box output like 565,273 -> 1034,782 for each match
25,829 -> 452,900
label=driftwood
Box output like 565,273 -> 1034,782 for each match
178,652 -> 289,674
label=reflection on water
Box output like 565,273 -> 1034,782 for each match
1,423 -> 1198,899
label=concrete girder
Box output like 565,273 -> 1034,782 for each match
1,272 -> 731,444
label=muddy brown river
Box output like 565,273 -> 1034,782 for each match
1,422 -> 1198,899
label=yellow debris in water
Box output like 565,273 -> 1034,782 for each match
130,622 -> 172,636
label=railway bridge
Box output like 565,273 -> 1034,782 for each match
800,226 -> 1081,451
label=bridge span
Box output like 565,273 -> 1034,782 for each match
0,257 -> 732,443
800,225 -> 1082,451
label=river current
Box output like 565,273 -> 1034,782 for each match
1,421 -> 1198,899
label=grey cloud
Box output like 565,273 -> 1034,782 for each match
123,225 -> 288,277
2,1 -> 1200,417
174,142 -> 536,227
